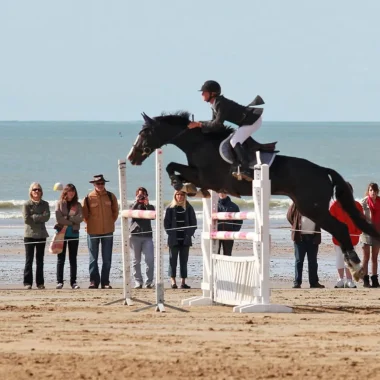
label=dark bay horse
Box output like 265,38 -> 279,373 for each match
128,112 -> 379,281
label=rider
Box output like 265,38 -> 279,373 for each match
188,80 -> 263,182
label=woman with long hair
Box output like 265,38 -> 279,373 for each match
164,190 -> 197,289
55,183 -> 83,289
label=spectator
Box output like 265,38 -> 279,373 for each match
330,182 -> 362,288
360,182 -> 380,288
22,182 -> 50,289
287,203 -> 325,289
217,191 -> 243,256
129,187 -> 155,289
164,190 -> 197,289
82,174 -> 119,289
55,184 -> 84,289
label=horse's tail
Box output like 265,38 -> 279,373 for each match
327,168 -> 380,238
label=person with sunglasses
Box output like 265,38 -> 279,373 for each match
22,182 -> 50,289
82,175 -> 119,289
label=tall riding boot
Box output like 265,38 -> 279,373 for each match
371,274 -> 379,288
363,275 -> 371,288
231,143 -> 253,181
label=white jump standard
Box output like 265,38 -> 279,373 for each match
118,149 -> 186,312
182,161 -> 292,313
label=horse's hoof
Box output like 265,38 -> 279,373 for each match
201,189 -> 211,198
173,182 -> 183,191
182,183 -> 197,194
352,267 -> 364,282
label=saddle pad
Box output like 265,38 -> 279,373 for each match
219,134 -> 276,169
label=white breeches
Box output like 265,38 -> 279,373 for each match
230,116 -> 262,148
335,245 -> 356,269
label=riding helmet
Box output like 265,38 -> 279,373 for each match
199,80 -> 221,94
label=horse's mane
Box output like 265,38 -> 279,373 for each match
155,111 -> 235,140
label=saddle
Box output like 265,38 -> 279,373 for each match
219,134 -> 278,169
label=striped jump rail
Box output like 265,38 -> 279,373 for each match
212,211 -> 256,220
121,209 -> 156,219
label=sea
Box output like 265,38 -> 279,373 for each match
1,120 -> 379,285
1,120 -> 379,233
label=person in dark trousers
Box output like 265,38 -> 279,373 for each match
287,203 -> 325,289
217,191 -> 243,256
55,183 -> 83,290
22,182 -> 50,290
164,190 -> 197,289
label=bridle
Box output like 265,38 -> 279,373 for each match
132,121 -> 189,157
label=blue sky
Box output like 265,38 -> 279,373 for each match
0,0 -> 379,121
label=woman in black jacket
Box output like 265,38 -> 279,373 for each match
164,190 -> 197,289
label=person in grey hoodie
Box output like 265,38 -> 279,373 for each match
22,182 -> 50,289
129,187 -> 155,289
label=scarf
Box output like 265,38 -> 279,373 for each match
367,196 -> 380,229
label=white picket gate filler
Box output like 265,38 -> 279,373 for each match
182,160 -> 292,313
118,149 -> 186,313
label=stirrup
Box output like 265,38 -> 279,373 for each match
232,165 -> 243,181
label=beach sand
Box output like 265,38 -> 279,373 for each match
1,286 -> 380,380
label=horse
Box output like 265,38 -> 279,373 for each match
127,111 -> 380,281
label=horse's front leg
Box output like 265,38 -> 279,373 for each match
166,162 -> 200,192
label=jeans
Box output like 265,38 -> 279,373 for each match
57,239 -> 79,286
168,245 -> 189,279
87,233 -> 113,287
130,236 -> 154,286
217,240 -> 234,256
294,235 -> 319,286
24,238 -> 46,286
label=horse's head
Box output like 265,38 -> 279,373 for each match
128,112 -> 190,165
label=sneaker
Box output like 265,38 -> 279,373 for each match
71,283 -> 80,289
310,283 -> 325,289
171,284 -> 178,289
24,285 -> 32,290
134,284 -> 142,289
88,282 -> 98,289
101,285 -> 112,289
292,283 -> 301,289
37,285 -> 45,290
56,283 -> 63,289
145,283 -> 154,289
334,279 -> 345,288
180,284 -> 191,289
345,279 -> 357,288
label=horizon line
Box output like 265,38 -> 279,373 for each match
0,120 -> 380,123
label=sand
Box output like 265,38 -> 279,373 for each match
1,286 -> 380,380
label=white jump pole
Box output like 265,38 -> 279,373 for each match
118,159 -> 133,305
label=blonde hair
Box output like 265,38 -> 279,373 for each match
29,182 -> 43,199
168,190 -> 187,209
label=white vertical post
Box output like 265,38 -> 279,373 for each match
182,192 -> 213,306
118,159 -> 133,305
260,165 -> 271,304
155,149 -> 165,311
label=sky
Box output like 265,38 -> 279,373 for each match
0,0 -> 379,121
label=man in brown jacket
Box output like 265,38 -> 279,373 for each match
82,175 -> 119,289
287,203 -> 325,289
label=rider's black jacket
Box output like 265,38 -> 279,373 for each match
200,95 -> 263,133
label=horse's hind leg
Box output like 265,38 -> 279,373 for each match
315,212 -> 364,281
